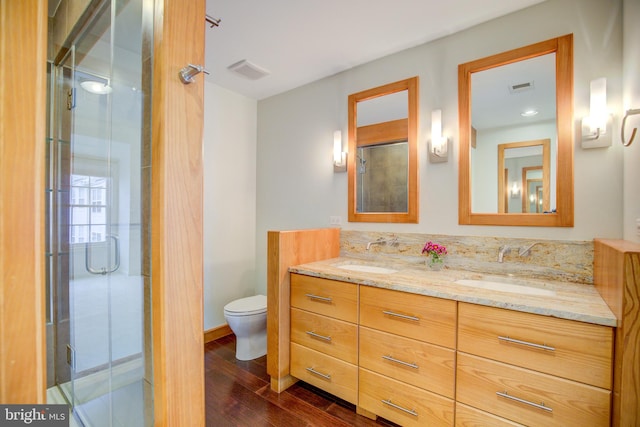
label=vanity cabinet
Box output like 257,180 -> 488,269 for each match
289,274 -> 358,403
287,273 -> 614,426
456,303 -> 613,426
358,287 -> 457,426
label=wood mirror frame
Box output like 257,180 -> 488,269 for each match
458,34 -> 573,227
348,77 -> 419,223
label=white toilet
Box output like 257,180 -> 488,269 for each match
223,294 -> 268,361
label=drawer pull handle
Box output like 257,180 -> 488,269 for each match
496,391 -> 553,412
306,367 -> 331,380
382,310 -> 420,322
381,399 -> 418,416
382,355 -> 419,369
305,293 -> 333,303
306,331 -> 332,342
498,336 -> 555,352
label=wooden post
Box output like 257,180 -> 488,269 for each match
151,0 -> 205,424
0,0 -> 48,403
266,228 -> 340,392
594,239 -> 640,427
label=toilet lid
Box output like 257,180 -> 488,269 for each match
224,294 -> 267,315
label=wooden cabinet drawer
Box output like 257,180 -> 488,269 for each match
290,308 -> 357,364
291,274 -> 357,322
456,353 -> 611,427
458,303 -> 613,389
455,403 -> 524,426
360,286 -> 456,348
359,326 -> 455,398
290,342 -> 357,404
359,368 -> 454,427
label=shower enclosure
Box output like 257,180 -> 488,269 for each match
46,0 -> 152,425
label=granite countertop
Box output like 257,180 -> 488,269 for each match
289,257 -> 617,327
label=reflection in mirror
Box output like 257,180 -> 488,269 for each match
357,91 -> 407,126
356,142 -> 408,212
524,167 -> 543,213
496,139 -> 550,214
458,34 -> 574,227
348,77 -> 418,223
470,54 -> 556,214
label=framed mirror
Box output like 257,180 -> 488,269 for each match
458,34 -> 573,227
348,77 -> 419,223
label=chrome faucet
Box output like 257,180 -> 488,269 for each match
497,245 -> 511,263
366,236 -> 398,251
518,242 -> 540,256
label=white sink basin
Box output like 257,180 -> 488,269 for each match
454,279 -> 555,296
336,264 -> 398,274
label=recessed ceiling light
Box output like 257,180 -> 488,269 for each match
80,80 -> 112,95
520,109 -> 539,117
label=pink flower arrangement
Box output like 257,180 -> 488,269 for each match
422,241 -> 447,263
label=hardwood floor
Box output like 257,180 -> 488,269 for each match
205,335 -> 400,426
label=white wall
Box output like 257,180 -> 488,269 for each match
203,82 -> 258,329
255,0 -> 625,294
623,0 -> 640,242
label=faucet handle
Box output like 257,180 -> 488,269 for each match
498,245 -> 511,263
518,242 -> 538,256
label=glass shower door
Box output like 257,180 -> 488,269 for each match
52,0 -> 149,425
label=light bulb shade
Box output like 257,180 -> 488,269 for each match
431,109 -> 442,141
429,109 -> 448,162
581,77 -> 612,148
510,182 -> 521,198
333,130 -> 347,172
589,77 -> 607,131
333,130 -> 342,164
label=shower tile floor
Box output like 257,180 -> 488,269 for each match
48,272 -> 148,426
70,274 -> 143,372
47,380 -> 146,427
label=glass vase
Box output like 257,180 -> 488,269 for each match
426,255 -> 444,271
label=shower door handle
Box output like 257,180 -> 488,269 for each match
85,234 -> 121,275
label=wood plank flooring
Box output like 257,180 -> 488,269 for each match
205,335 -> 399,426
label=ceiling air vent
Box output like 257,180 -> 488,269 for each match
227,60 -> 270,80
508,80 -> 534,94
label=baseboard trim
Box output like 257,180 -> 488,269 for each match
204,324 -> 233,343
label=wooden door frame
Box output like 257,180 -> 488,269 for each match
0,0 -> 48,403
0,1 -> 206,424
151,0 -> 205,424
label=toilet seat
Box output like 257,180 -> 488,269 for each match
224,295 -> 267,316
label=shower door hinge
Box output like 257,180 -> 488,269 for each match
66,344 -> 76,369
67,88 -> 75,110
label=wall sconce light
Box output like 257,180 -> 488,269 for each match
510,182 -> 521,198
581,77 -> 612,148
333,130 -> 347,172
429,109 -> 449,163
